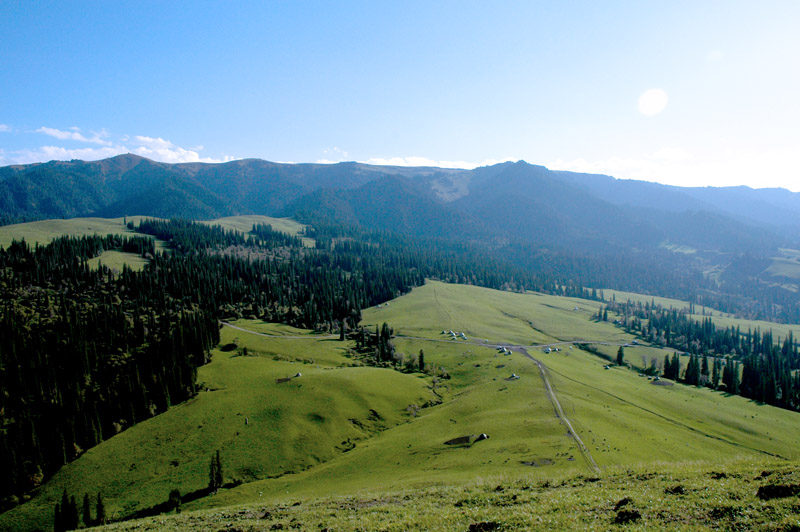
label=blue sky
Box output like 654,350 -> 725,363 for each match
2,1 -> 799,190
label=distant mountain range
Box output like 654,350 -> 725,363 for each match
4,154 -> 800,317
3,154 -> 797,250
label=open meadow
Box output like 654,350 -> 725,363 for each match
4,280 -> 799,531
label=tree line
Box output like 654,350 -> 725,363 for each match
605,298 -> 800,410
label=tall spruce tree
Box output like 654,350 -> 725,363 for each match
82,493 -> 91,527
209,454 -> 218,492
96,492 -> 105,525
214,450 -> 223,490
209,450 -> 223,492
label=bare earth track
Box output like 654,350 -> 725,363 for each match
516,346 -> 600,474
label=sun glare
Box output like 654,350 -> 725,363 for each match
638,88 -> 669,116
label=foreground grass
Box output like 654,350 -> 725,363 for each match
90,459 -> 800,531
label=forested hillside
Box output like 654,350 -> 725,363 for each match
0,217 -> 599,510
0,234 -> 218,504
4,155 -> 800,324
604,298 -> 800,409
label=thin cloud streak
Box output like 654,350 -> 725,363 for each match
2,128 -> 238,166
35,126 -> 111,145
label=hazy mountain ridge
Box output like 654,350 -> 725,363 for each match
2,153 -> 799,260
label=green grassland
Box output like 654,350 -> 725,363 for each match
202,215 -> 314,246
601,288 -> 721,315
192,282 -> 799,518
0,216 -> 167,272
91,459 -> 800,532
0,215 -> 307,249
0,215 -> 310,273
86,250 -> 149,272
767,249 -> 800,284
0,216 -> 151,248
5,280 -> 800,532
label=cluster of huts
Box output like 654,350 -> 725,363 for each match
442,330 -> 468,340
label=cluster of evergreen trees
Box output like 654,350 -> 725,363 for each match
352,323 -> 396,364
606,299 -> 800,410
53,491 -> 104,531
0,235 -> 218,506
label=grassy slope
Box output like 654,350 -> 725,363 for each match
602,288 -> 720,315
767,248 -> 800,283
0,215 -> 307,248
0,323 -> 431,531
0,215 -> 309,272
73,280 -> 800,532
91,459 -> 800,532
86,250 -> 149,272
202,215 -> 314,246
0,216 -> 166,271
184,282 -> 800,512
0,217 -> 140,247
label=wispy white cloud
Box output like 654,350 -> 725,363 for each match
2,127 -> 238,166
35,126 -> 111,146
359,156 -> 517,169
6,145 -> 129,165
0,124 -> 10,132
548,148 -> 698,182
132,135 -> 236,164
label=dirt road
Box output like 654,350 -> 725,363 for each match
516,347 -> 600,475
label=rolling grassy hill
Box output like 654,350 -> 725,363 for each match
0,214 -> 309,271
0,323 -> 432,531
0,217 -> 144,248
5,281 -> 800,532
